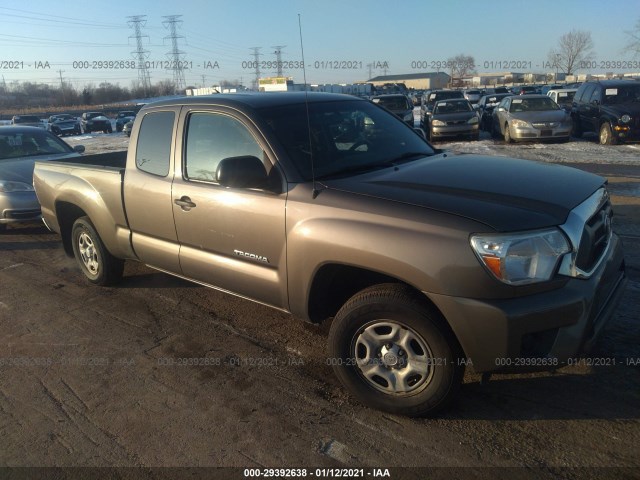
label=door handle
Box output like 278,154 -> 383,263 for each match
174,196 -> 196,210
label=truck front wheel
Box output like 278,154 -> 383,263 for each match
71,217 -> 124,286
328,284 -> 464,417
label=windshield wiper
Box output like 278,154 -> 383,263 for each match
385,151 -> 433,164
316,152 -> 432,180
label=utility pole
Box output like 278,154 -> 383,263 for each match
201,74 -> 206,87
57,69 -> 66,104
366,63 -> 373,80
272,45 -> 285,77
162,15 -> 186,94
250,47 -> 261,90
127,15 -> 152,98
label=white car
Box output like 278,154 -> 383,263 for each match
547,89 -> 578,111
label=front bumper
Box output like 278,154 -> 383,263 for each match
612,124 -> 640,142
1,192 -> 42,225
431,123 -> 479,138
511,124 -> 571,140
428,234 -> 626,373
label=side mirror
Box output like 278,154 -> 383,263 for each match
216,155 -> 268,189
414,127 -> 426,139
74,145 -> 85,154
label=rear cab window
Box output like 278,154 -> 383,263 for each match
135,111 -> 175,177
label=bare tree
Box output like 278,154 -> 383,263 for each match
447,54 -> 476,87
548,30 -> 594,75
624,17 -> 640,58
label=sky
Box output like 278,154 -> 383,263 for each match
0,0 -> 638,90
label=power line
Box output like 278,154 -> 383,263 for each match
162,15 -> 186,93
127,15 -> 152,98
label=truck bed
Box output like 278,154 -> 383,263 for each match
48,150 -> 127,170
33,150 -> 135,260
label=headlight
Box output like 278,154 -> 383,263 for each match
0,181 -> 34,193
511,119 -> 529,128
431,119 -> 445,126
470,228 -> 570,285
467,116 -> 479,124
621,115 -> 631,123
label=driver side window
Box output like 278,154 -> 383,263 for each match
184,112 -> 264,183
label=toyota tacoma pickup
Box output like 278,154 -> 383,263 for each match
33,93 -> 627,416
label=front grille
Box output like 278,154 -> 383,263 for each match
446,120 -> 466,125
3,209 -> 41,220
575,200 -> 612,271
532,122 -> 560,128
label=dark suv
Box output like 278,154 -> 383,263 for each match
81,112 -> 112,134
571,80 -> 640,145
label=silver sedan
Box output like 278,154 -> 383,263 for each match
0,126 -> 83,231
492,94 -> 572,142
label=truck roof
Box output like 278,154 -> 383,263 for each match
143,92 -> 365,110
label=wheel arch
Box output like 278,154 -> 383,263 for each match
55,201 -> 89,257
306,264 -> 465,356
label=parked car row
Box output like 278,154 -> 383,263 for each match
416,79 -> 639,145
4,110 -> 138,137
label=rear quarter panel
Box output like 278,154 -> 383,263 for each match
33,162 -> 135,259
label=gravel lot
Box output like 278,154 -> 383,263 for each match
1,130 -> 638,480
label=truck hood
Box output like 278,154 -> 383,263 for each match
324,154 -> 605,231
0,152 -> 81,184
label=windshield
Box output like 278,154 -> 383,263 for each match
603,85 -> 640,105
54,115 -> 75,122
0,130 -> 74,160
509,97 -> 559,112
427,91 -> 464,106
372,96 -> 410,110
260,99 -> 434,180
434,100 -> 472,114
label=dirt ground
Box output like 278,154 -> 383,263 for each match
0,132 -> 638,480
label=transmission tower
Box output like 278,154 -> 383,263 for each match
250,47 -> 261,90
162,15 -> 186,93
272,45 -> 286,77
127,15 -> 152,97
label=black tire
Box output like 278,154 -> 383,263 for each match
328,283 -> 464,417
571,118 -> 582,138
71,216 -> 124,286
504,123 -> 514,143
491,120 -> 501,139
599,122 -> 617,145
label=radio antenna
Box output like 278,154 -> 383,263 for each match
298,14 -> 320,199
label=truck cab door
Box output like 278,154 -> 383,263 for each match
171,108 -> 288,310
123,108 -> 182,274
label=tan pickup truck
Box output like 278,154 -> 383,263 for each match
33,93 -> 626,416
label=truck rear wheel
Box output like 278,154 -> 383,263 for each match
71,217 -> 124,286
328,283 -> 464,417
